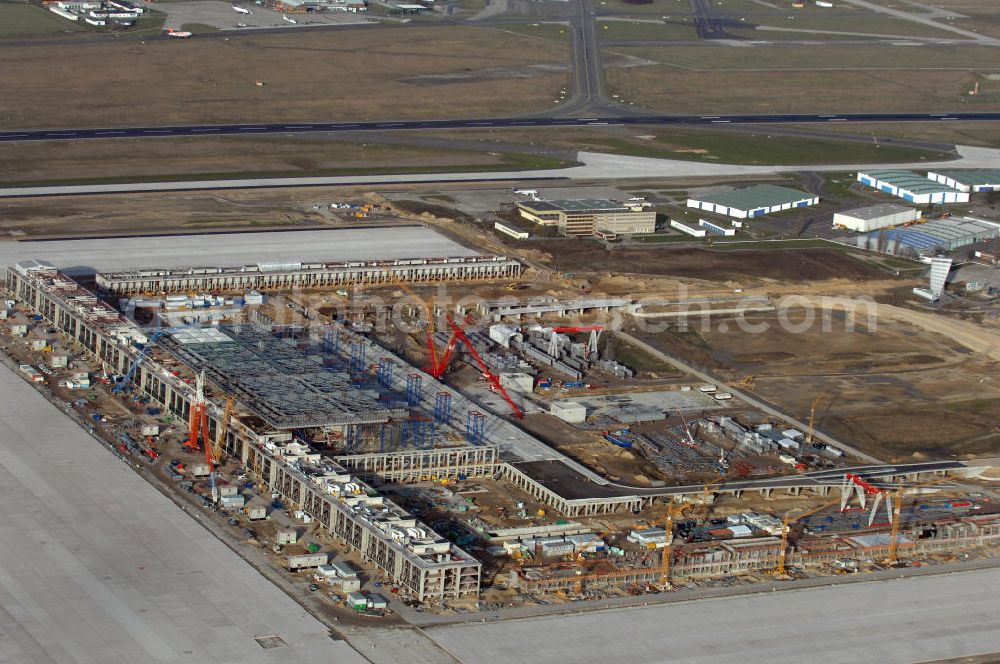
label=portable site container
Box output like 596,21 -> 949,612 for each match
277,530 -> 298,545
219,494 -> 245,510
346,591 -> 368,610
287,553 -> 328,571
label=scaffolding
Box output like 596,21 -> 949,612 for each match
350,338 -> 366,377
467,410 -> 486,446
377,357 -> 394,389
435,391 -> 452,424
406,373 -> 423,407
402,418 -> 436,449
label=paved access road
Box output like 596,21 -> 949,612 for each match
2,112 -> 999,143
425,565 -> 1000,664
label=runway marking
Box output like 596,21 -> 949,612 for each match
284,125 -> 314,129
191,128 -> 220,132
238,127 -> 266,131
95,131 -> 124,135
143,129 -> 172,134
46,132 -> 77,136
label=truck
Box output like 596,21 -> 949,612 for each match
602,431 -> 633,449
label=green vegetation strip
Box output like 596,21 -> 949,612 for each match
0,153 -> 574,188
566,130 -> 952,166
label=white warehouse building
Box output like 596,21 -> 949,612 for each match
925,169 -> 1000,193
856,170 -> 970,204
686,184 -> 818,219
833,203 -> 920,233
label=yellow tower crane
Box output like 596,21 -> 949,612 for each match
213,396 -> 236,466
659,499 -> 692,588
805,390 -> 828,446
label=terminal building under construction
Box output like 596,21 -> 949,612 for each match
6,259 -> 484,602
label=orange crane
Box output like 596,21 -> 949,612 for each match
445,315 -> 524,419
185,371 -> 220,498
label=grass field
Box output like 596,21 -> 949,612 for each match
496,22 -> 571,42
0,3 -> 86,36
0,25 -> 569,128
597,18 -> 698,41
595,0 -> 693,17
894,0 -> 1000,38
421,125 -> 954,165
783,122 -> 1000,149
621,44 -> 1000,71
0,135 -> 572,186
558,130 -> 952,165
604,65 -> 1000,114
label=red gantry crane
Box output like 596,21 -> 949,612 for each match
185,371 -> 221,498
445,315 -> 524,419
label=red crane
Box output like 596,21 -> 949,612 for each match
445,315 -> 524,419
429,330 -> 461,378
550,325 -> 604,333
185,371 -> 219,495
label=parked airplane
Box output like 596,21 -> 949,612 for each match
282,14 -> 296,23
232,5 -> 253,14
165,28 -> 192,37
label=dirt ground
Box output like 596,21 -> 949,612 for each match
0,26 -> 568,128
0,186 -> 421,237
638,311 -> 1000,461
527,243 -> 889,283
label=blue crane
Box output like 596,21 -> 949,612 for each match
112,322 -> 167,394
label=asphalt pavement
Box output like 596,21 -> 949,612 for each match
3,112 -> 999,143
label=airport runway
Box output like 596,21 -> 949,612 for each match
2,112 -> 999,143
0,364 -> 366,664
0,226 -> 478,274
425,566 -> 1000,664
